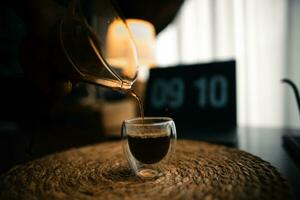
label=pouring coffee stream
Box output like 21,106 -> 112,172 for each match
129,89 -> 145,122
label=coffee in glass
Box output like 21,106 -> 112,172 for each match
122,117 -> 176,179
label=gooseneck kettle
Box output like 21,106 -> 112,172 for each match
282,78 -> 300,119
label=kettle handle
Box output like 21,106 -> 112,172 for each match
282,78 -> 300,118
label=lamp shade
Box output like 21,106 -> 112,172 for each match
105,19 -> 156,71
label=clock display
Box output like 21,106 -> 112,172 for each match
144,60 -> 236,132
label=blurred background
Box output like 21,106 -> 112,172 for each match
156,0 -> 300,129
0,0 -> 300,173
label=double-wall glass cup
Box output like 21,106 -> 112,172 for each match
122,117 -> 177,179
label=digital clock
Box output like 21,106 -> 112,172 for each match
144,60 -> 236,132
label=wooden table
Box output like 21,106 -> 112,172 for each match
0,140 -> 293,200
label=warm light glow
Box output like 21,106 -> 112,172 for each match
126,19 -> 156,68
105,19 -> 138,78
105,18 -> 156,75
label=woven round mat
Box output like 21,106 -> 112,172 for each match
0,140 -> 293,200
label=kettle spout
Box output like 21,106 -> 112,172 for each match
282,78 -> 300,118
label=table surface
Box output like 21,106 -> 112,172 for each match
236,127 -> 300,199
182,127 -> 300,199
0,139 -> 294,200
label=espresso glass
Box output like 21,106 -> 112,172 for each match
122,117 -> 176,179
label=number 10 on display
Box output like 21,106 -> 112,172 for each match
150,75 -> 228,109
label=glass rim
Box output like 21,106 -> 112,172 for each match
124,117 -> 173,126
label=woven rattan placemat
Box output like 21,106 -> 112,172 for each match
0,140 -> 293,200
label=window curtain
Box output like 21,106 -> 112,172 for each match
156,0 -> 300,128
